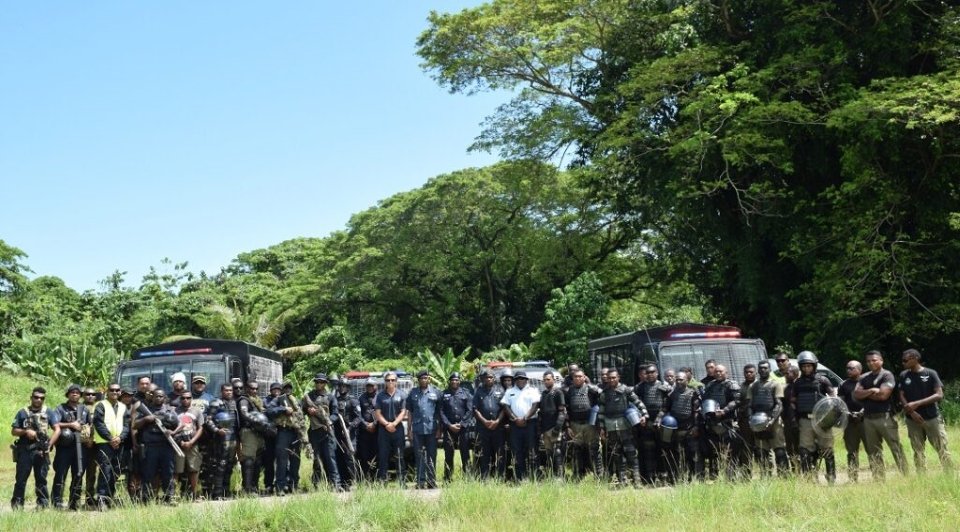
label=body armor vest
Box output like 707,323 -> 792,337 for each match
794,376 -> 823,414
601,385 -> 632,418
359,393 -> 378,423
637,381 -> 666,412
669,388 -> 697,420
566,385 -> 594,421
750,380 -> 777,412
703,380 -> 730,405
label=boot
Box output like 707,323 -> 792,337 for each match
824,453 -> 836,484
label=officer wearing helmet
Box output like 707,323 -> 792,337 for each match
746,360 -> 788,476
790,351 -> 837,483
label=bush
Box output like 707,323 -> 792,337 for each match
941,379 -> 960,425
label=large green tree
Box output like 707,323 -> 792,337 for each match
418,0 -> 960,371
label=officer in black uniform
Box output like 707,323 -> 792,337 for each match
538,371 -> 566,479
135,389 -> 179,504
564,369 -> 602,479
440,372 -> 473,482
11,387 -> 54,510
51,384 -> 91,510
357,379 -> 380,481
598,369 -> 647,486
203,384 -> 239,500
261,382 -> 282,494
473,369 -> 506,480
660,372 -> 703,483
81,387 -> 99,508
266,382 -> 306,495
374,371 -> 407,486
838,360 -> 865,481
634,364 -> 669,484
333,376 -> 362,489
700,364 -> 741,480
236,381 -> 267,494
304,373 -> 342,490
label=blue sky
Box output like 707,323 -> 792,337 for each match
1,2 -> 506,291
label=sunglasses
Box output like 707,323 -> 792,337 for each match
108,389 -> 121,393
32,395 -> 45,400
385,378 -> 397,382
775,359 -> 788,363
84,392 -> 97,396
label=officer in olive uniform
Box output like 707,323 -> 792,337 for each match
538,371 -> 566,479
236,381 -> 267,494
473,369 -> 506,480
899,349 -> 953,473
334,376 -> 362,489
790,351 -> 837,483
660,371 -> 702,483
563,369 -> 602,479
598,369 -> 647,486
11,387 -> 55,510
700,365 -> 741,480
304,373 -> 341,490
51,384 -> 92,510
634,365 -> 669,484
440,372 -> 473,482
92,384 -> 129,508
203,384 -> 239,500
746,360 -> 788,477
357,379 -> 380,481
854,350 -> 908,480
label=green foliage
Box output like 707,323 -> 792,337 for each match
531,272 -> 610,366
416,346 -> 472,387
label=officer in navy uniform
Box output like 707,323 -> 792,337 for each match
11,387 -> 55,510
260,382 -> 282,494
634,364 -> 669,484
51,384 -> 92,510
660,372 -> 703,483
203,384 -> 239,500
357,379 -> 380,481
407,370 -> 441,489
440,372 -> 473,482
135,389 -> 179,503
700,365 -> 741,480
304,373 -> 342,490
473,369 -> 506,480
790,351 -> 836,483
374,371 -> 408,485
333,376 -> 362,489
266,382 -> 305,495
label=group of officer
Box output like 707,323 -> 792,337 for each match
9,347 -> 953,509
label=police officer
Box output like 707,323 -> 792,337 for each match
136,388 -> 179,504
81,387 -> 99,508
791,351 -> 837,483
203,384 -> 239,500
374,371 -> 407,486
261,382 -> 282,494
746,360 -> 788,477
502,371 -> 541,483
838,360 -> 865,481
538,371 -> 566,479
473,369 -> 506,480
701,364 -> 741,480
598,369 -> 646,486
563,369 -> 602,479
898,349 -> 952,473
304,373 -> 341,490
407,370 -> 441,489
440,372 -> 472,482
782,363 -> 801,473
11,387 -> 54,510
333,376 -> 362,489
92,384 -> 129,508
660,371 -> 702,483
735,364 -> 757,479
191,375 -> 214,411
634,364 -> 669,484
853,350 -> 908,480
267,382 -> 306,495
357,379 -> 380,481
237,381 -> 267,494
173,391 -> 204,500
51,384 -> 91,510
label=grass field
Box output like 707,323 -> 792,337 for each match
1,372 -> 958,530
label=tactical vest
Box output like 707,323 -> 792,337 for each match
248,395 -> 265,412
94,401 -> 127,444
19,407 -> 51,437
669,388 -> 697,420
273,395 -> 296,428
601,385 -> 632,418
703,380 -> 730,405
539,388 -> 561,416
750,380 -> 777,412
566,385 -> 594,421
794,376 -> 824,414
359,393 -> 378,423
637,381 -> 666,412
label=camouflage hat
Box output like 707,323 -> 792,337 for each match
192,375 -> 208,384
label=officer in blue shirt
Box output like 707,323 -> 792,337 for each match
374,372 -> 407,485
440,372 -> 473,482
11,387 -> 55,510
406,370 -> 441,489
473,369 -> 506,480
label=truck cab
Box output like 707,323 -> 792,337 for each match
115,338 -> 284,399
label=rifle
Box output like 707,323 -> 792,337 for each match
136,402 -> 185,458
336,408 -> 356,455
279,393 -> 313,460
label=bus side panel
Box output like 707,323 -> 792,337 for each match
657,341 -> 767,382
247,355 -> 283,398
589,345 -> 637,386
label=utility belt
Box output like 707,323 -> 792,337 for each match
864,412 -> 891,419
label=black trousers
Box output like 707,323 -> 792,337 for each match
443,427 -> 470,481
51,443 -> 84,507
12,446 -> 49,509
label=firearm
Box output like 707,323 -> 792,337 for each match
33,425 -> 51,464
279,393 -> 313,460
336,409 -> 356,455
136,402 -> 185,458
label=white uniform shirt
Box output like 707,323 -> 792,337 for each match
501,384 -> 541,419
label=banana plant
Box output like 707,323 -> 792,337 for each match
416,346 -> 472,387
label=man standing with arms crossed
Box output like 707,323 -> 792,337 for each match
854,350 -> 908,480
